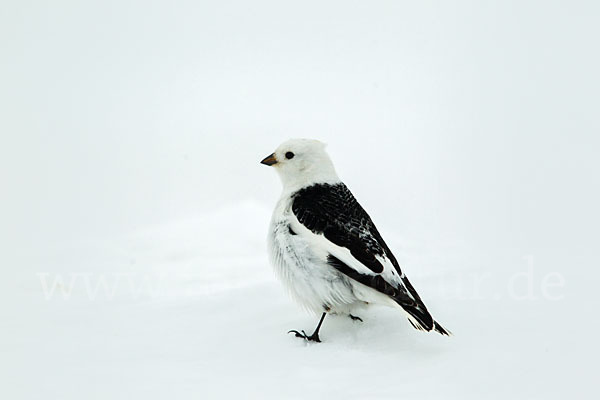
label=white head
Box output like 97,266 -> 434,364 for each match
260,139 -> 340,192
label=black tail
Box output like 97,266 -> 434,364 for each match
404,306 -> 451,336
396,277 -> 451,336
433,321 -> 451,336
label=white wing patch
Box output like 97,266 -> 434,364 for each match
289,214 -> 412,300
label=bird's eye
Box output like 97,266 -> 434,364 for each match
285,151 -> 295,159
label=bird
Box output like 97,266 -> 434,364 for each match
261,138 -> 450,342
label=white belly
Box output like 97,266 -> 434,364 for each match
268,220 -> 357,314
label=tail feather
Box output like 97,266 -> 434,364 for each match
402,304 -> 434,331
433,321 -> 451,336
399,302 -> 451,336
395,276 -> 451,336
405,312 -> 451,336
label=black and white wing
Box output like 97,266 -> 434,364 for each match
290,183 -> 448,335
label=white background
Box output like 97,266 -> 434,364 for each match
1,1 -> 598,399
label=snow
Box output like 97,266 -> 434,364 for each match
2,200 -> 594,399
1,0 -> 599,398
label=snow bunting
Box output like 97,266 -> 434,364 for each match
261,139 -> 449,342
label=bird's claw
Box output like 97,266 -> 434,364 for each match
287,329 -> 321,342
288,329 -> 306,338
349,314 -> 363,322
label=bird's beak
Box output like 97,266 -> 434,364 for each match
260,153 -> 278,166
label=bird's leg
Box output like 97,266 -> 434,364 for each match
348,314 -> 363,322
288,312 -> 327,343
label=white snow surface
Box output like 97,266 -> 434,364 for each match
2,201 -> 594,399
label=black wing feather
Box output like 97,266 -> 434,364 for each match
292,183 -> 391,274
292,183 -> 436,331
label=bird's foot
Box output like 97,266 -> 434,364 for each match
349,314 -> 363,322
288,329 -> 321,343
